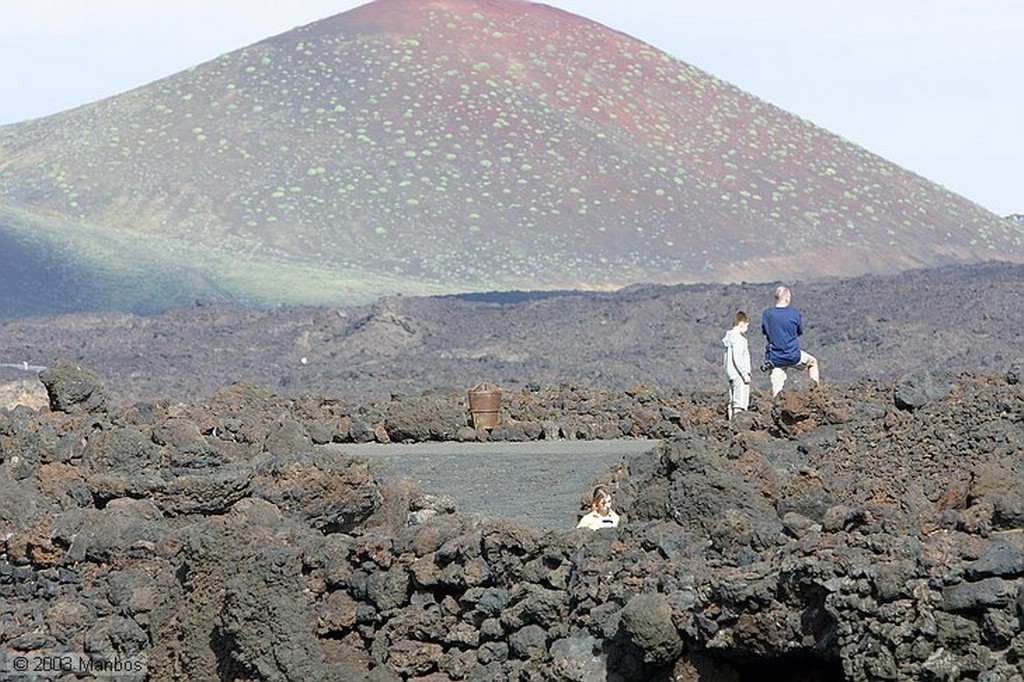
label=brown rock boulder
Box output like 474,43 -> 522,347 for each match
39,359 -> 108,414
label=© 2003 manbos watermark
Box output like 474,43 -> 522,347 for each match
1,651 -> 147,678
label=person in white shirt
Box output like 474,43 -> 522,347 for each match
722,310 -> 752,419
576,485 -> 620,530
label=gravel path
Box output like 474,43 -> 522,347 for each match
326,439 -> 660,530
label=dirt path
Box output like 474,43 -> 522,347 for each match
325,439 -> 660,530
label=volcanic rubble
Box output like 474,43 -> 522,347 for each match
1,358 -> 1023,681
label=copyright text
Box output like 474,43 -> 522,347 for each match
1,651 -> 147,678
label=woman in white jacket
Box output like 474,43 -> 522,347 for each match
722,311 -> 752,419
576,486 -> 620,530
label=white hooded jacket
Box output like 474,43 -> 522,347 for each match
722,327 -> 751,382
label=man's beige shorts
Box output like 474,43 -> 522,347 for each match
770,351 -> 818,395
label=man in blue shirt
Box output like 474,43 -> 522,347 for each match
761,285 -> 820,397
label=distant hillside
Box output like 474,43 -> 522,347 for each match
0,0 -> 1021,317
0,262 -> 1020,407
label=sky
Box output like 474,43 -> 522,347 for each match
1,1 -> 1020,216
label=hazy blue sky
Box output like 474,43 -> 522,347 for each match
1,0 -> 1020,215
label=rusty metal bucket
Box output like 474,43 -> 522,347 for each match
468,382 -> 502,429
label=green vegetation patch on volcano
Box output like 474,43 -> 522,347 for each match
0,204 -> 452,318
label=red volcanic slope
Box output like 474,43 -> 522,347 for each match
0,0 -> 1020,299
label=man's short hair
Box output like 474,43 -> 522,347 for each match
774,285 -> 790,303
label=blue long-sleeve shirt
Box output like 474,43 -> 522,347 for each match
762,306 -> 803,366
